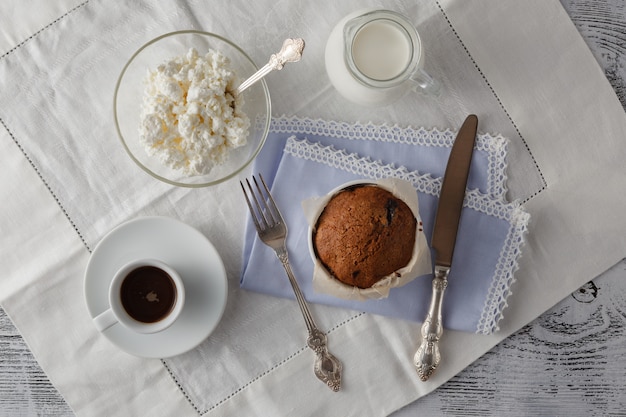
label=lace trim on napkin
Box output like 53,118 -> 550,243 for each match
284,136 -> 529,334
271,115 -> 510,202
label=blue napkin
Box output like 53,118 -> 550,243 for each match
241,117 -> 529,334
253,116 -> 510,201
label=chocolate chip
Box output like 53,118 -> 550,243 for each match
385,198 -> 398,225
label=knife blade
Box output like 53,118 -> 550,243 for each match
414,114 -> 478,381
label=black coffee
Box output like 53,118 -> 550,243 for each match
120,266 -> 177,323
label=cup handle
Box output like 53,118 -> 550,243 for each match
93,308 -> 117,332
410,68 -> 442,96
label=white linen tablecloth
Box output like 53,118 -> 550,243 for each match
2,1 -> 626,416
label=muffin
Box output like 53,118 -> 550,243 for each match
313,184 -> 417,289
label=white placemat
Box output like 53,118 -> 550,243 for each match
2,1 -> 626,416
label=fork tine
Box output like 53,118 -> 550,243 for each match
240,180 -> 261,230
258,174 -> 282,224
248,176 -> 272,229
241,178 -> 268,230
253,174 -> 279,226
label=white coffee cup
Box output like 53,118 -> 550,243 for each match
93,259 -> 185,334
325,9 -> 440,107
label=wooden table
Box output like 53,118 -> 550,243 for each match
2,1 -> 625,415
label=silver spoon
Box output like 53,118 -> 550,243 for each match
234,38 -> 305,96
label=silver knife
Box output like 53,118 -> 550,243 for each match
414,114 -> 478,381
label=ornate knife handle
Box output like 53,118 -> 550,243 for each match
414,265 -> 449,381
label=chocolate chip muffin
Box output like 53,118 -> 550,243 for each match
313,184 -> 417,289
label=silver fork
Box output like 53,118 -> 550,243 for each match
241,174 -> 342,392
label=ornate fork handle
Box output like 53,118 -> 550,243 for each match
275,246 -> 342,392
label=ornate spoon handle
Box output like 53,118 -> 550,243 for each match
276,247 -> 342,391
234,38 -> 305,96
413,266 -> 448,381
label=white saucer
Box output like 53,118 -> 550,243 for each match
84,216 -> 228,358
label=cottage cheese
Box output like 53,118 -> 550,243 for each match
139,48 -> 250,176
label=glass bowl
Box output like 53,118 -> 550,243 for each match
114,30 -> 271,187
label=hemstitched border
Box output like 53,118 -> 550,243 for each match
435,1 -> 547,204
